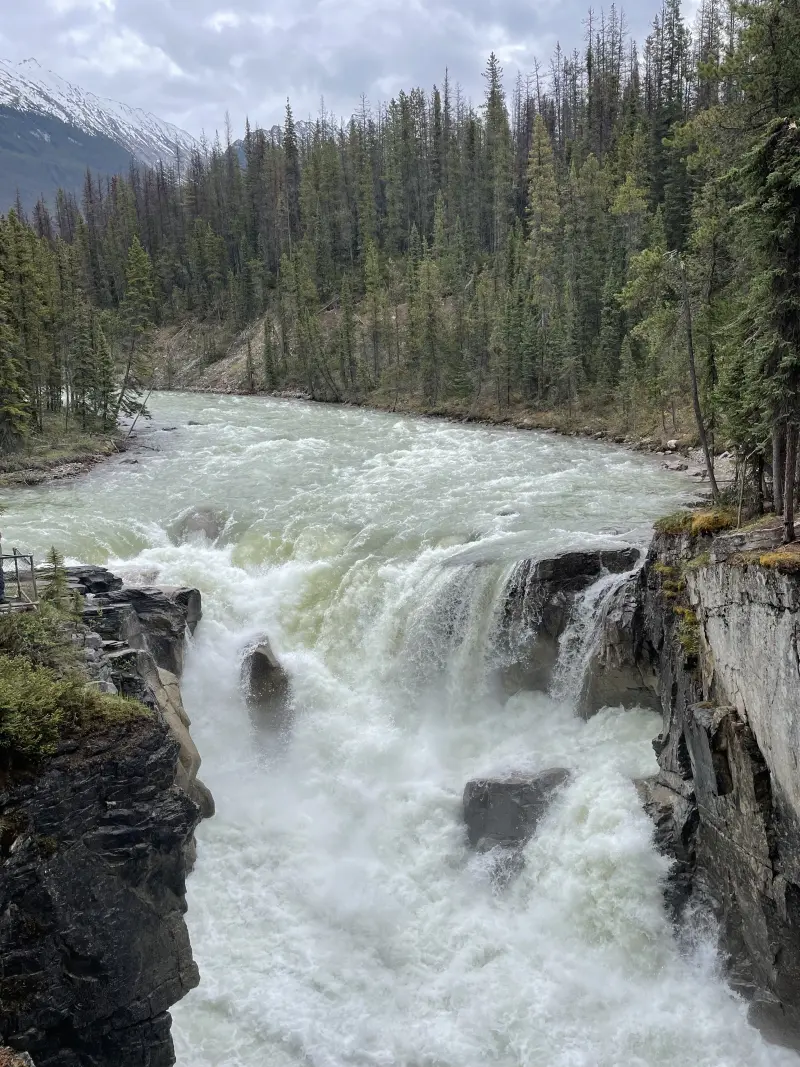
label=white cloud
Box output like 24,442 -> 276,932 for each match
204,10 -> 241,32
4,0 -> 673,137
69,25 -> 184,78
48,0 -> 114,12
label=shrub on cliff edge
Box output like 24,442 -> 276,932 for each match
0,654 -> 146,759
655,511 -> 693,536
654,509 -> 737,537
689,509 -> 736,536
0,597 -> 146,761
758,548 -> 800,574
0,603 -> 81,670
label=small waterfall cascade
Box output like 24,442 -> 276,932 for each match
492,556 -> 547,669
386,559 -> 507,699
487,550 -> 642,707
549,564 -> 641,708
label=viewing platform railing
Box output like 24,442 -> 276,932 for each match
0,550 -> 39,611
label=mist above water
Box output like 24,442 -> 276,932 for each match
1,393 -> 794,1067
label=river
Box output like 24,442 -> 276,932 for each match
1,392 -> 796,1067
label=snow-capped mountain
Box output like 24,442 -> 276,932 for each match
0,57 -> 198,166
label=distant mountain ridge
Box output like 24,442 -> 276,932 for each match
0,58 -> 323,213
0,57 -> 199,211
0,58 -> 198,166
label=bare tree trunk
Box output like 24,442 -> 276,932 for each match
126,386 -> 154,439
113,341 -> 136,424
773,422 -> 785,515
393,306 -> 401,412
680,260 -> 720,502
784,424 -> 797,544
755,454 -> 764,516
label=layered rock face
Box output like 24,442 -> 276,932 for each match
637,529 -> 800,1046
0,569 -> 212,1066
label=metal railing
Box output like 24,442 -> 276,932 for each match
0,550 -> 39,610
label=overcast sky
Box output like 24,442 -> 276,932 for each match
1,0 -> 699,139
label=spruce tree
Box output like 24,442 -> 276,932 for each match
0,257 -> 29,450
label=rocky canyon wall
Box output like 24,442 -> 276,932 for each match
496,527 -> 800,1047
0,570 -> 212,1067
635,527 -> 800,1047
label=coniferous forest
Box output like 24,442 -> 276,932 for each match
1,0 -> 800,522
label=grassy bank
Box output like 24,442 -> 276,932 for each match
0,416 -> 124,489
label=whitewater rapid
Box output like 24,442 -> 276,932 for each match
2,393 -> 796,1067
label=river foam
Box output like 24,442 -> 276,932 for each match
1,393 -> 795,1067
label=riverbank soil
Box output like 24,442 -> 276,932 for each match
153,315 -> 728,472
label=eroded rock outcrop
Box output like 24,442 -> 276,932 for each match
86,586 -> 198,677
0,570 -> 212,1066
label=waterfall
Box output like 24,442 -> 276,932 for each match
2,391 -> 788,1067
388,560 -> 505,697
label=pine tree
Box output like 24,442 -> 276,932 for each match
363,240 -> 384,382
483,54 -> 513,253
736,118 -> 800,540
116,235 -> 156,418
525,116 -> 562,403
262,316 -> 277,391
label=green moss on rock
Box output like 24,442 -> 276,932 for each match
655,511 -> 693,536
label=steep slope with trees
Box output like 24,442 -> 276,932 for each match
1,0 -> 799,531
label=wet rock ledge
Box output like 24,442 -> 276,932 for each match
0,568 -> 212,1067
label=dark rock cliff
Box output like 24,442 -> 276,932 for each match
0,569 -> 211,1067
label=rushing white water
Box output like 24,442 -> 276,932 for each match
2,393 -> 796,1067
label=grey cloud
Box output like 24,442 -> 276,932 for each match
2,0 -> 675,138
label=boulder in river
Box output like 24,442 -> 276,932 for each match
168,506 -> 227,544
241,638 -> 292,727
463,768 -> 570,851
